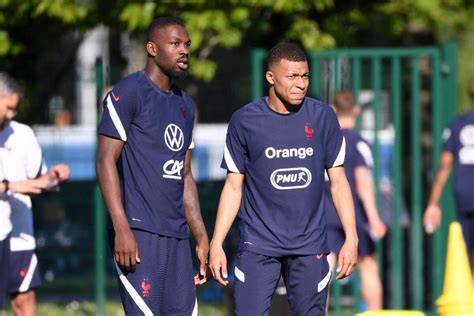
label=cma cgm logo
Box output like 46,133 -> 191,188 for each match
164,124 -> 184,152
270,167 -> 312,190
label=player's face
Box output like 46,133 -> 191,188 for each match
267,59 -> 309,106
0,93 -> 19,131
147,24 -> 191,79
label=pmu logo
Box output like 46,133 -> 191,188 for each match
164,124 -> 184,152
270,167 -> 312,190
163,159 -> 184,180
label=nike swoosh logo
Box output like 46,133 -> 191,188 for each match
111,91 -> 120,102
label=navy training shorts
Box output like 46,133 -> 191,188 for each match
234,250 -> 331,316
6,249 -> 41,295
109,229 -> 197,316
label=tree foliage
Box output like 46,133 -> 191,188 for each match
1,0 -> 474,121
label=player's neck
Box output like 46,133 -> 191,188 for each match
266,94 -> 301,114
338,116 -> 356,129
144,63 -> 172,92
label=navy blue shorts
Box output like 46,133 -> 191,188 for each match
234,250 -> 331,316
0,235 -> 10,309
6,249 -> 41,295
327,223 -> 375,257
109,229 -> 197,315
459,212 -> 474,253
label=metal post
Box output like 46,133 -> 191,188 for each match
309,52 -> 321,99
95,58 -> 106,316
432,41 -> 458,304
251,49 -> 267,100
410,56 -> 423,310
390,56 -> 404,309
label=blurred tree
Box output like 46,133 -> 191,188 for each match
1,0 -> 473,122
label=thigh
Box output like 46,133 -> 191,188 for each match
282,254 -> 331,316
111,229 -> 196,316
7,249 -> 41,295
234,250 -> 282,316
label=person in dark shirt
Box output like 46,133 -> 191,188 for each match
424,78 -> 474,276
325,90 -> 387,310
209,43 -> 358,315
96,17 -> 209,315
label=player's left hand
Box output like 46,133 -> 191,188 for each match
336,238 -> 358,280
194,238 -> 210,285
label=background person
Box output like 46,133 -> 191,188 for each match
424,78 -> 474,275
325,90 -> 387,310
0,71 -> 70,316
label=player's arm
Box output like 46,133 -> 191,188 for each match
96,135 -> 140,272
209,172 -> 244,286
0,166 -> 69,196
183,150 -> 210,285
423,151 -> 454,233
354,166 -> 386,239
327,166 -> 358,280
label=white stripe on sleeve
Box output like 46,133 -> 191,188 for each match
106,95 -> 127,142
114,261 -> 153,315
332,136 -> 346,167
224,143 -> 240,173
356,141 -> 374,167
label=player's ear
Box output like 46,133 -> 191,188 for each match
265,71 -> 275,85
146,41 -> 158,57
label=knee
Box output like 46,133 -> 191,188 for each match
10,291 -> 35,312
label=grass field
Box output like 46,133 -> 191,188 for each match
2,301 -> 226,316
1,301 -> 358,316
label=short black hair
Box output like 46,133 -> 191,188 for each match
265,43 -> 307,70
146,17 -> 185,42
0,72 -> 21,98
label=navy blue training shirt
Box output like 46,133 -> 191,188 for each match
98,71 -> 195,238
442,110 -> 474,213
221,97 -> 346,256
325,129 -> 373,228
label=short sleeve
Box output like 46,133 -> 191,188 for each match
221,114 -> 247,174
355,139 -> 373,168
98,84 -> 139,142
442,126 -> 455,154
324,109 -> 345,168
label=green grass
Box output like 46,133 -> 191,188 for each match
2,301 -> 227,316
1,301 -> 359,316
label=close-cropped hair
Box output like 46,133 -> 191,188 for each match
0,72 -> 21,98
265,43 -> 307,70
146,17 -> 185,42
333,90 -> 357,115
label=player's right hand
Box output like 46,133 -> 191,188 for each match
209,242 -> 229,286
114,227 -> 140,272
423,204 -> 442,234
